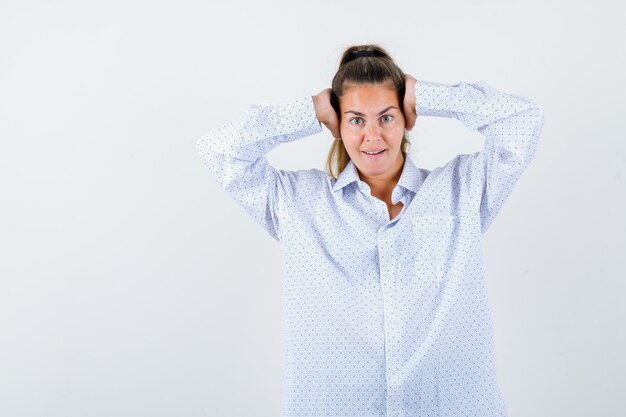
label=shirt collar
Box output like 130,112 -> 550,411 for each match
331,154 -> 424,195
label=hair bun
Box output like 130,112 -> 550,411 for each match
345,49 -> 383,63
338,45 -> 392,67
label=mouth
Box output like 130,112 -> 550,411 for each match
362,148 -> 386,158
361,149 -> 387,155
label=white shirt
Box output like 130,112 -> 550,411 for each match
197,79 -> 544,417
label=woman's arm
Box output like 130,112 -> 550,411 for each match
406,76 -> 545,233
196,96 -> 322,241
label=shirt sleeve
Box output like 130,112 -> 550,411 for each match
414,79 -> 545,233
196,96 -> 322,241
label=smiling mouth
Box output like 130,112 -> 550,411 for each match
362,149 -> 386,155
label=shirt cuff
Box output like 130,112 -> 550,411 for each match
270,95 -> 322,142
414,79 -> 462,119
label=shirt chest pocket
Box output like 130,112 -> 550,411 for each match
402,215 -> 457,282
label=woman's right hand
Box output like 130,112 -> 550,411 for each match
312,88 -> 341,139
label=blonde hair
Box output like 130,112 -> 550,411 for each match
325,44 -> 411,179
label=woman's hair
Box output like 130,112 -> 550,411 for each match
325,44 -> 411,179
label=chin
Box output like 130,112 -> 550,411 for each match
354,163 -> 389,177
353,151 -> 402,177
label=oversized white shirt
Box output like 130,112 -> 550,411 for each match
196,79 -> 544,417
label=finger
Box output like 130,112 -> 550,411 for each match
403,103 -> 415,130
406,116 -> 416,131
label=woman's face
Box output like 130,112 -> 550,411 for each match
339,82 -> 406,184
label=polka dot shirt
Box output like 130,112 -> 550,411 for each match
197,79 -> 544,417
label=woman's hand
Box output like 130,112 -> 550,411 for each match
312,88 -> 341,139
403,74 -> 417,131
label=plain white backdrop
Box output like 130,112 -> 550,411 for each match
1,0 -> 624,416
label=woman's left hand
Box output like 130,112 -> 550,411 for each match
403,74 -> 417,131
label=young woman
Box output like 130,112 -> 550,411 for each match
197,44 -> 544,417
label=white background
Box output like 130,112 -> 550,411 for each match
1,0 -> 624,416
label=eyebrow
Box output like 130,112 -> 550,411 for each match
344,106 -> 398,117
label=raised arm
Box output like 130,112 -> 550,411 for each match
406,76 -> 545,233
196,96 -> 322,241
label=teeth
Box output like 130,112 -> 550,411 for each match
364,149 -> 384,155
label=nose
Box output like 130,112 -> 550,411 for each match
365,123 -> 381,142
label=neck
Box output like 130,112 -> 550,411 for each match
359,154 -> 405,202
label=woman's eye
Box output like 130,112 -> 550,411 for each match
350,117 -> 363,125
381,115 -> 394,123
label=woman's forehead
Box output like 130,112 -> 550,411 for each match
340,83 -> 399,109
342,80 -> 395,92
